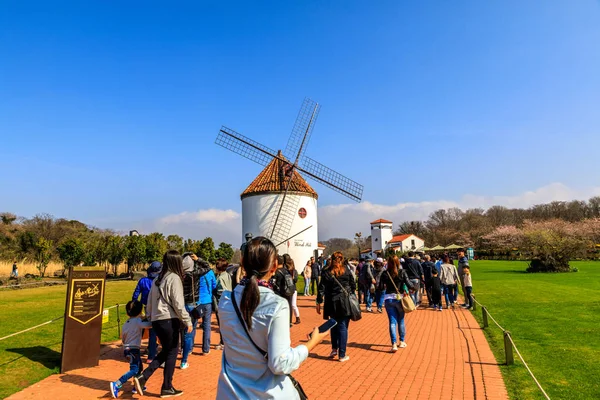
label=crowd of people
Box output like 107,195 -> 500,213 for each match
108,240 -> 474,399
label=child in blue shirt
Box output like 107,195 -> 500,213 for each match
110,301 -> 151,398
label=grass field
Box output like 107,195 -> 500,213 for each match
468,260 -> 600,400
0,280 -> 137,399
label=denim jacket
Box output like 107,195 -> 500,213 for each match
217,285 -> 308,399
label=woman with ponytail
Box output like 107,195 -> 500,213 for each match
217,237 -> 328,399
316,251 -> 355,363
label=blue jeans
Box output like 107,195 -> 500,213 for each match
409,279 -> 420,305
443,284 -> 455,307
465,286 -> 473,308
182,304 -> 199,363
330,317 -> 350,358
362,283 -> 373,308
384,299 -> 406,344
375,289 -> 386,310
198,303 -> 212,354
116,348 -> 142,386
304,277 -> 311,296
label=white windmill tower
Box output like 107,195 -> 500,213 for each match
216,98 -> 364,272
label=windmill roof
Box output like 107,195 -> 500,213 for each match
241,151 -> 318,199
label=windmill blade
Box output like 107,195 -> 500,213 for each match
299,156 -> 364,202
284,98 -> 321,161
267,194 -> 302,246
216,126 -> 278,167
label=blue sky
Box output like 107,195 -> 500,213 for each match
1,1 -> 600,244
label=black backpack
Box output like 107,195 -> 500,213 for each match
275,269 -> 296,298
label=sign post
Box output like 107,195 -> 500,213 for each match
60,266 -> 106,373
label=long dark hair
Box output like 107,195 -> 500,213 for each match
240,236 -> 277,329
387,255 -> 400,278
283,253 -> 295,273
330,251 -> 345,276
156,249 -> 185,286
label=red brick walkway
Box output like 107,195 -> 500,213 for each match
8,296 -> 508,400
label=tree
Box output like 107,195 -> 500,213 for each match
145,233 -> 168,263
1,212 -> 17,225
107,236 -> 126,276
198,237 -> 216,263
34,237 -> 53,277
523,219 -> 591,272
126,234 -> 147,273
394,221 -> 428,238
215,242 -> 234,261
166,234 -> 184,252
57,238 -> 86,268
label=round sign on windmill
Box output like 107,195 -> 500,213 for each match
215,97 -> 364,273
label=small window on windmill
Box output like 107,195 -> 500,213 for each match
298,208 -> 307,219
375,238 -> 378,241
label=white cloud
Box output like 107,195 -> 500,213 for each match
115,182 -> 600,246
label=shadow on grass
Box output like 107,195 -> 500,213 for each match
5,346 -> 61,370
485,270 -> 528,274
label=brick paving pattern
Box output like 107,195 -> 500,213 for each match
8,295 -> 508,400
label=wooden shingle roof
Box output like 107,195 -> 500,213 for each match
241,151 -> 318,199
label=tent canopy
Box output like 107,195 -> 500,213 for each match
430,245 -> 444,251
444,244 -> 461,250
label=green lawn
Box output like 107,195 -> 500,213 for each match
468,260 -> 600,400
0,280 -> 137,399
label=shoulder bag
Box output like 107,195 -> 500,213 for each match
231,293 -> 308,400
330,272 -> 362,321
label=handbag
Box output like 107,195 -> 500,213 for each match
231,293 -> 308,400
330,272 -> 362,322
386,271 -> 416,313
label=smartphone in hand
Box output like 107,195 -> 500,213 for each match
308,318 -> 337,338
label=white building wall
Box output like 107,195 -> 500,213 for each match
242,193 -> 318,273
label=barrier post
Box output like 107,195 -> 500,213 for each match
482,307 -> 489,328
504,331 -> 514,365
116,304 -> 121,338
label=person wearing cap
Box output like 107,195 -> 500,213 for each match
373,257 -> 386,313
132,261 -> 162,362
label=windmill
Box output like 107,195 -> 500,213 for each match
215,97 -> 363,261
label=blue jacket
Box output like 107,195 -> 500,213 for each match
198,270 -> 217,305
133,276 -> 154,305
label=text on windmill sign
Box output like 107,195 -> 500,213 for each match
294,240 -> 312,247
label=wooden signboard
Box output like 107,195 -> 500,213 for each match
60,266 -> 106,373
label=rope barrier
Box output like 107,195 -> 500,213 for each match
0,302 -> 123,342
0,276 -> 133,290
506,334 -> 551,400
0,316 -> 65,342
474,297 -> 551,400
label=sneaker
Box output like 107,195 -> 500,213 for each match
339,356 -> 350,363
377,308 -> 383,313
160,362 -> 165,368
438,307 -> 443,312
391,344 -> 398,352
215,344 -> 224,351
132,386 -> 146,394
180,362 -> 189,370
109,382 -> 119,398
294,318 -> 301,324
202,351 -> 210,355
328,349 -> 338,358
133,375 -> 146,396
160,387 -> 184,398
366,307 -> 373,313
399,342 -> 407,348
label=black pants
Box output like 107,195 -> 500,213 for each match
310,276 -> 319,295
142,318 -> 181,390
424,280 -> 433,305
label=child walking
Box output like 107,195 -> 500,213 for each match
110,301 -> 151,398
462,266 -> 474,310
431,270 -> 443,311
